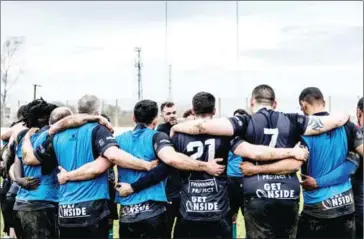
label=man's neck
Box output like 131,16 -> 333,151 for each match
310,106 -> 326,115
195,115 -> 213,120
253,104 -> 274,113
135,123 -> 154,130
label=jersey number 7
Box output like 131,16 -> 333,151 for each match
264,128 -> 279,148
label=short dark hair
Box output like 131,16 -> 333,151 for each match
134,100 -> 158,125
299,87 -> 324,105
183,109 -> 193,118
192,92 -> 215,115
101,114 -> 111,123
16,105 -> 27,120
252,84 -> 275,105
233,109 -> 249,116
358,97 -> 363,112
160,101 -> 175,112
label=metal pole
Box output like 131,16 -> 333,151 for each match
236,1 -> 240,98
115,99 -> 119,127
33,84 -> 42,100
168,64 -> 172,101
165,1 -> 169,99
218,98 -> 222,117
328,96 -> 332,113
135,47 -> 142,101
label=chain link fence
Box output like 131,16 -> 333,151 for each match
1,96 -> 361,127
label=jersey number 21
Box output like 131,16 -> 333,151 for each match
186,139 -> 216,161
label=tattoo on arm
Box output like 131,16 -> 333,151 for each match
307,116 -> 324,131
196,120 -> 206,134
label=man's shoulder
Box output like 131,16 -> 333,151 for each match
156,123 -> 167,130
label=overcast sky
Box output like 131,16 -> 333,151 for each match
1,1 -> 363,113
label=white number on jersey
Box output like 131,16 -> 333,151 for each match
264,128 -> 279,148
186,139 -> 216,161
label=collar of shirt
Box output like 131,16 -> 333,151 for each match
313,111 -> 329,116
134,124 -> 147,131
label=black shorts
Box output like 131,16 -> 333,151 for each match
17,208 -> 58,239
297,212 -> 355,239
118,211 -> 168,238
227,177 -> 244,219
352,178 -> 363,239
166,197 -> 181,238
174,215 -> 232,239
108,182 -> 119,221
244,197 -> 299,239
59,216 -> 109,239
3,196 -> 23,237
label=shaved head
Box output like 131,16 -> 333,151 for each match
49,107 -> 73,125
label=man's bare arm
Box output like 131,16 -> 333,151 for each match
303,114 -> 349,136
1,128 -> 13,141
233,141 -> 308,161
103,146 -> 156,171
58,157 -> 113,183
241,159 -> 303,176
12,156 -> 24,182
49,114 -> 113,135
157,146 -> 225,176
171,118 -> 234,137
22,129 -> 40,166
355,144 -> 363,156
9,164 -> 16,181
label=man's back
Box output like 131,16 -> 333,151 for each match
16,127 -> 58,203
114,127 -> 167,206
302,125 -> 350,204
52,123 -> 109,205
242,108 -> 308,200
172,132 -> 231,221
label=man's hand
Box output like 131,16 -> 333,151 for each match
115,182 -> 134,197
57,166 -> 69,185
240,161 -> 259,176
170,127 -> 176,138
205,158 -> 225,176
26,127 -> 40,138
17,177 -> 40,190
292,142 -> 309,162
49,114 -> 114,135
300,174 -> 318,191
97,116 -> 114,133
146,160 -> 160,171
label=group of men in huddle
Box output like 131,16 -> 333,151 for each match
0,84 -> 363,239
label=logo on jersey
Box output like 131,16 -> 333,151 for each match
322,192 -> 354,210
185,196 -> 220,212
356,130 -> 363,140
159,139 -> 171,144
98,139 -> 105,147
256,182 -> 295,199
185,179 -> 220,213
59,204 -> 88,218
120,202 -> 152,217
188,179 -> 218,194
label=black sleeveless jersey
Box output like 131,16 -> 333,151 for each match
171,133 -> 232,221
229,108 -> 309,200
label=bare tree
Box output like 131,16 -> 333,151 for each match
1,37 -> 24,126
1,37 -> 24,106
